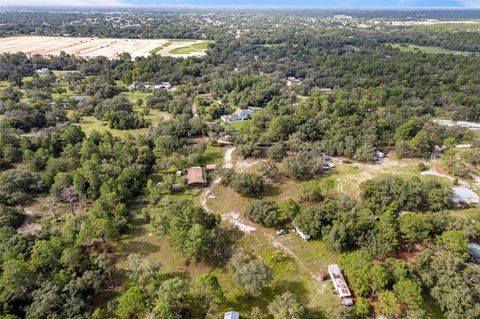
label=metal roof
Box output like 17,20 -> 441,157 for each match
468,242 -> 480,259
452,187 -> 480,204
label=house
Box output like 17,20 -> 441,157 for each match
452,186 -> 480,205
221,107 -> 260,123
72,95 -> 86,103
206,164 -> 217,172
224,311 -> 240,319
319,87 -> 333,93
287,76 -> 304,84
294,226 -> 311,241
328,264 -> 354,306
35,68 -> 49,74
186,167 -> 207,187
468,242 -> 480,264
154,82 -> 172,90
176,170 -> 182,177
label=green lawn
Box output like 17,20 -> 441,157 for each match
230,120 -> 251,131
0,80 -> 10,88
169,41 -> 212,55
388,43 -> 475,55
75,116 -> 150,138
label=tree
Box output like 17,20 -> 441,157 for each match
339,251 -> 387,297
232,258 -> 272,296
230,172 -> 264,197
267,142 -> 287,161
376,291 -> 401,318
277,198 -> 300,224
154,277 -> 187,319
245,200 -> 280,227
192,273 -> 224,316
393,279 -> 425,317
399,213 -> 432,252
126,253 -> 160,288
436,230 -> 468,259
268,292 -> 306,319
116,286 -> 148,319
0,258 -> 36,304
353,143 -> 376,162
183,224 -> 214,263
260,161 -> 279,180
353,297 -> 371,319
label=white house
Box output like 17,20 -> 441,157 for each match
35,68 -> 49,74
154,82 -> 172,90
221,107 -> 260,122
224,311 -> 240,319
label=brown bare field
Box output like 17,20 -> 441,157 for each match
0,36 -> 208,59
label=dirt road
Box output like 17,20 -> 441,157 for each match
200,145 -> 321,282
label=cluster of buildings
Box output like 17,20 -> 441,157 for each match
221,106 -> 261,123
128,82 -> 172,91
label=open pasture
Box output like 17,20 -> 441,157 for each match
0,36 -> 209,58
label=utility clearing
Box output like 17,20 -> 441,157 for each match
0,36 -> 210,58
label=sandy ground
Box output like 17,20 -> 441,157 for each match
0,36 -> 207,59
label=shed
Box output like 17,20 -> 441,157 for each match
224,311 -> 240,319
186,167 -> 207,187
206,164 -> 217,172
452,187 -> 480,204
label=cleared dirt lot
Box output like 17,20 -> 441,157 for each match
0,36 -> 208,59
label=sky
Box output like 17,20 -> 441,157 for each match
1,0 -> 480,8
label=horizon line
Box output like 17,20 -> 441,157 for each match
3,4 -> 480,9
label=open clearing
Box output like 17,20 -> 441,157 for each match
0,36 -> 210,59
387,43 -> 475,55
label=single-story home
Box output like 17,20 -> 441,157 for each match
35,68 -> 49,74
224,311 -> 240,319
452,186 -> 480,205
287,76 -> 304,83
186,167 -> 207,187
72,95 -> 86,102
154,82 -> 172,90
221,106 -> 261,123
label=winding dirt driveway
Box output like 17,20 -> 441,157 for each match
200,146 -> 321,281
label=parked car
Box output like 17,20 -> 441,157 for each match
276,229 -> 288,235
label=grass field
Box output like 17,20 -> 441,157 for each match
169,41 -> 212,55
388,43 -> 475,55
230,120 -> 251,131
75,109 -> 170,138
